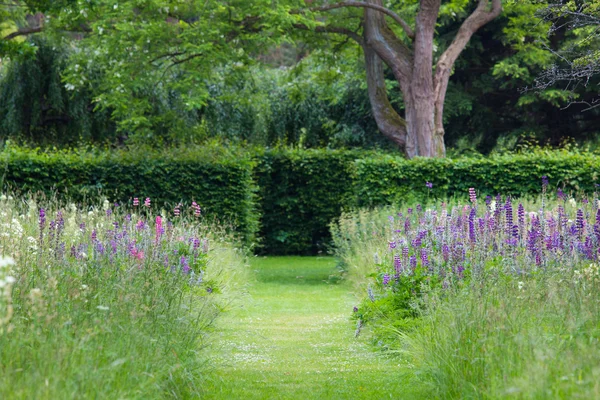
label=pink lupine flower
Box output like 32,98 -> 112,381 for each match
155,215 -> 163,241
144,197 -> 151,207
192,202 -> 201,217
133,197 -> 139,206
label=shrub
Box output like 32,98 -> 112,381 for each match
0,145 -> 259,246
352,151 -> 600,207
254,149 -> 364,255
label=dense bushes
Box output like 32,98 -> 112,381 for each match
255,149 -> 362,255
2,147 -> 599,254
0,146 -> 259,245
353,151 -> 600,207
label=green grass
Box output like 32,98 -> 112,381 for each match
202,256 -> 410,399
0,196 -> 247,399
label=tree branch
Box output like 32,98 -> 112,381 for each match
433,0 -> 502,131
292,23 -> 364,46
363,45 -> 407,148
3,26 -> 43,40
294,1 -> 414,39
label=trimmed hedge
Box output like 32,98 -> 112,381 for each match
2,147 -> 599,254
255,149 -> 363,255
353,152 -> 600,207
0,147 -> 259,245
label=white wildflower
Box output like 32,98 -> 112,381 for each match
489,200 -> 496,213
0,256 -> 15,269
569,198 -> 577,208
97,305 -> 109,311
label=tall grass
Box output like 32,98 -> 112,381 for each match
0,195 -> 247,399
332,188 -> 600,398
403,268 -> 600,399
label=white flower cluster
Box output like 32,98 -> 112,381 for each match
0,256 -> 16,289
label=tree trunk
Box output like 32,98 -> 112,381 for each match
359,0 -> 500,158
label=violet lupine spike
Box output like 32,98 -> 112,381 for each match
394,255 -> 402,273
382,273 -> 391,286
442,244 -> 450,263
505,197 -> 513,237
542,175 -> 549,190
39,208 -> 46,231
409,256 -> 417,270
468,207 -> 476,243
420,248 -> 430,270
404,217 -> 411,234
576,209 -> 585,237
402,247 -> 409,260
517,204 -> 525,236
180,256 -> 190,274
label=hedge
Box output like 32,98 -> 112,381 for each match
254,149 -> 364,255
352,152 -> 600,207
0,146 -> 259,245
2,147 -> 599,255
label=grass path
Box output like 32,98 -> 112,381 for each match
202,256 -> 407,399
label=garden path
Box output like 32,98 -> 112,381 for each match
202,256 -> 407,399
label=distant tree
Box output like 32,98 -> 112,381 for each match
535,1 -> 600,110
31,0 -> 506,158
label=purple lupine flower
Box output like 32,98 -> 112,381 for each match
106,208 -> 112,217
389,241 -> 397,250
409,255 -> 417,270
57,211 -> 64,231
442,244 -> 450,262
485,196 -> 492,206
180,256 -> 190,274
576,209 -> 585,236
542,176 -> 549,190
416,204 -> 423,213
91,229 -> 97,241
505,197 -> 513,237
407,208 -> 413,215
557,188 -> 566,201
95,241 -> 105,255
39,208 -> 46,231
426,182 -> 433,189
468,207 -> 476,243
70,245 -> 76,258
404,217 -> 411,234
393,255 -> 402,273
353,306 -> 358,313
420,248 -> 430,268
382,273 -> 391,286
517,204 -> 525,237
402,246 -> 409,260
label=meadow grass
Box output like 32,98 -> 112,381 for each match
0,195 -> 247,399
332,190 -> 600,399
201,256 -> 412,399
